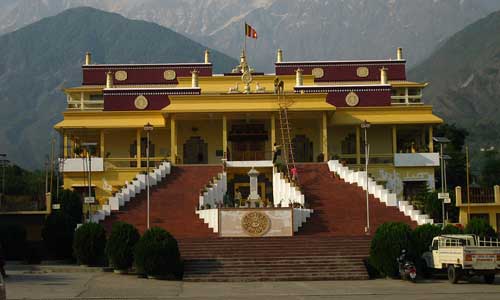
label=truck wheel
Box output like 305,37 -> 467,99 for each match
447,265 -> 460,284
421,263 -> 432,279
484,274 -> 495,284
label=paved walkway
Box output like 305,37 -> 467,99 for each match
3,269 -> 500,299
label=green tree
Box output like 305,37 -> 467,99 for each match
434,124 -> 468,190
480,149 -> 500,187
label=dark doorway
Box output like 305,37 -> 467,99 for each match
293,135 -> 313,162
183,136 -> 208,164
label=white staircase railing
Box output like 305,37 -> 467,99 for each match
328,160 -> 433,225
272,167 -> 305,207
198,172 -> 227,209
90,161 -> 171,223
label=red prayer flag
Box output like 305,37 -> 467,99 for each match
245,23 -> 257,39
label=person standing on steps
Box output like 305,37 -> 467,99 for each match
272,143 -> 281,164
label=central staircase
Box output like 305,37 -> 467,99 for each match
101,162 -> 419,281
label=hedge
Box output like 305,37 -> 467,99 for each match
105,222 -> 140,271
441,224 -> 463,235
465,218 -> 496,238
411,224 -> 442,257
369,222 -> 413,277
0,224 -> 27,260
42,212 -> 76,259
73,222 -> 107,266
134,227 -> 181,278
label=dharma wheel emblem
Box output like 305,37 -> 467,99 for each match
345,91 -> 359,107
356,67 -> 369,78
164,69 -> 176,80
311,67 -> 324,79
134,95 -> 149,110
115,70 -> 128,81
241,211 -> 271,237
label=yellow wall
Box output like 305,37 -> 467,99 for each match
459,206 -> 500,232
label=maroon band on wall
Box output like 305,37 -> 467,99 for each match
82,64 -> 212,85
326,90 -> 392,107
276,62 -> 406,82
104,94 -> 171,111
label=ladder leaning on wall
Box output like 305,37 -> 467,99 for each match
277,89 -> 298,184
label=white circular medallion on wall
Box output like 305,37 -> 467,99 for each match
115,70 -> 128,81
163,69 -> 176,81
345,91 -> 360,107
356,66 -> 369,78
311,67 -> 324,79
134,95 -> 149,110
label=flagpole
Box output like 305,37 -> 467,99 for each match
244,23 -> 247,56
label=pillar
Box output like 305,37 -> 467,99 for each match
63,133 -> 68,158
80,91 -> 84,110
356,126 -> 361,165
271,114 -> 276,151
170,118 -> 177,164
136,128 -> 141,168
222,115 -> 227,159
429,126 -> 434,152
322,112 -> 328,161
100,130 -> 105,157
392,125 -> 397,153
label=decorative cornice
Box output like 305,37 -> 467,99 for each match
103,87 -> 201,96
276,60 -> 405,67
83,63 -> 212,70
295,85 -> 391,93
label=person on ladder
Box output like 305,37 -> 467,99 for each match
272,143 -> 281,164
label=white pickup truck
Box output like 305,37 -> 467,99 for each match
422,234 -> 500,283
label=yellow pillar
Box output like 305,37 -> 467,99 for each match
271,114 -> 276,150
170,117 -> 177,164
100,130 -> 105,157
322,112 -> 328,161
429,126 -> 434,152
136,128 -> 141,168
392,125 -> 397,153
356,126 -> 361,165
222,114 -> 227,158
63,132 -> 68,158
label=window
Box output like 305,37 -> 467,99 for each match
89,94 -> 102,101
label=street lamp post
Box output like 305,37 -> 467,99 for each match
433,137 -> 450,228
361,120 -> 371,234
0,154 -> 7,207
144,122 -> 154,229
81,142 -> 97,223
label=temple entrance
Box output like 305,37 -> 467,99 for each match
292,135 -> 313,162
229,123 -> 267,161
183,136 -> 208,164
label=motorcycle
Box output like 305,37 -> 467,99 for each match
397,250 -> 417,282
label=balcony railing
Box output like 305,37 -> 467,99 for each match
67,99 -> 104,110
394,152 -> 440,167
60,157 -> 169,172
59,158 -> 104,172
455,186 -> 500,205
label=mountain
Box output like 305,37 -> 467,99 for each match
410,10 -> 500,152
0,7 -> 237,169
1,0 -> 500,71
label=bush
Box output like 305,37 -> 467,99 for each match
0,224 -> 27,260
134,227 -> 181,278
42,212 -> 76,259
73,223 -> 107,266
59,189 -> 83,225
369,222 -> 413,277
464,218 -> 496,238
105,222 -> 140,271
442,224 -> 463,235
412,224 -> 442,258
